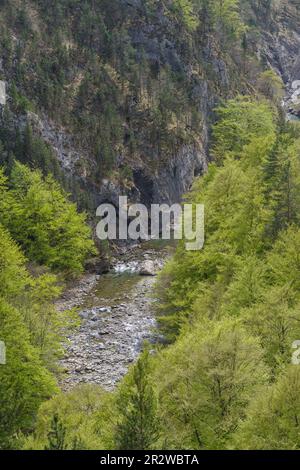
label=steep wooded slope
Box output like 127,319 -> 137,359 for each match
0,1 -> 299,209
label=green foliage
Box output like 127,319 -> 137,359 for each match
0,166 -> 91,446
18,273 -> 79,371
0,297 -> 57,449
155,318 -> 269,449
114,350 -> 160,450
153,95 -> 300,449
266,225 -> 300,295
241,286 -> 300,374
212,96 -> 276,162
233,367 -> 300,449
0,226 -> 58,449
0,218 -> 29,300
10,82 -> 34,112
263,135 -> 300,238
257,70 -> 284,103
1,162 -> 95,276
45,414 -> 68,450
169,0 -> 244,38
24,385 -> 113,450
211,0 -> 245,39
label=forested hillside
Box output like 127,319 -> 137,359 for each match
1,0 -> 300,452
0,0 -> 298,208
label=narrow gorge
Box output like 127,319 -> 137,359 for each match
2,0 -> 300,452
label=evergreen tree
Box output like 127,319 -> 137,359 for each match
45,414 -> 68,450
257,70 -> 284,104
115,350 -> 160,450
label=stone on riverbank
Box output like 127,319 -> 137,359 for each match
139,260 -> 157,276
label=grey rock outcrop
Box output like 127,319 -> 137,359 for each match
139,260 -> 157,276
256,4 -> 300,86
0,81 -> 6,106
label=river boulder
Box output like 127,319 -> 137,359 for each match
139,260 -> 157,276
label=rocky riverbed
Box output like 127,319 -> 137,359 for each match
59,243 -> 171,391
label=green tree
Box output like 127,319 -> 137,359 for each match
220,256 -> 267,317
0,222 -> 29,301
267,225 -> 300,295
114,350 -> 160,450
242,286 -> 300,373
257,70 -> 284,104
171,0 -> 199,31
24,385 -> 111,450
45,414 -> 68,450
212,97 -> 276,162
233,367 -> 300,449
263,136 -> 300,237
4,162 -> 95,276
0,225 -> 59,448
212,0 -> 244,40
0,296 -> 57,449
156,319 -> 269,449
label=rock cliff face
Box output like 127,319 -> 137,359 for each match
252,1 -> 300,115
0,1 -> 299,210
257,1 -> 300,83
0,2 -> 205,208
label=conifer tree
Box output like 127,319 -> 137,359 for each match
45,414 -> 68,450
115,350 -> 160,450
